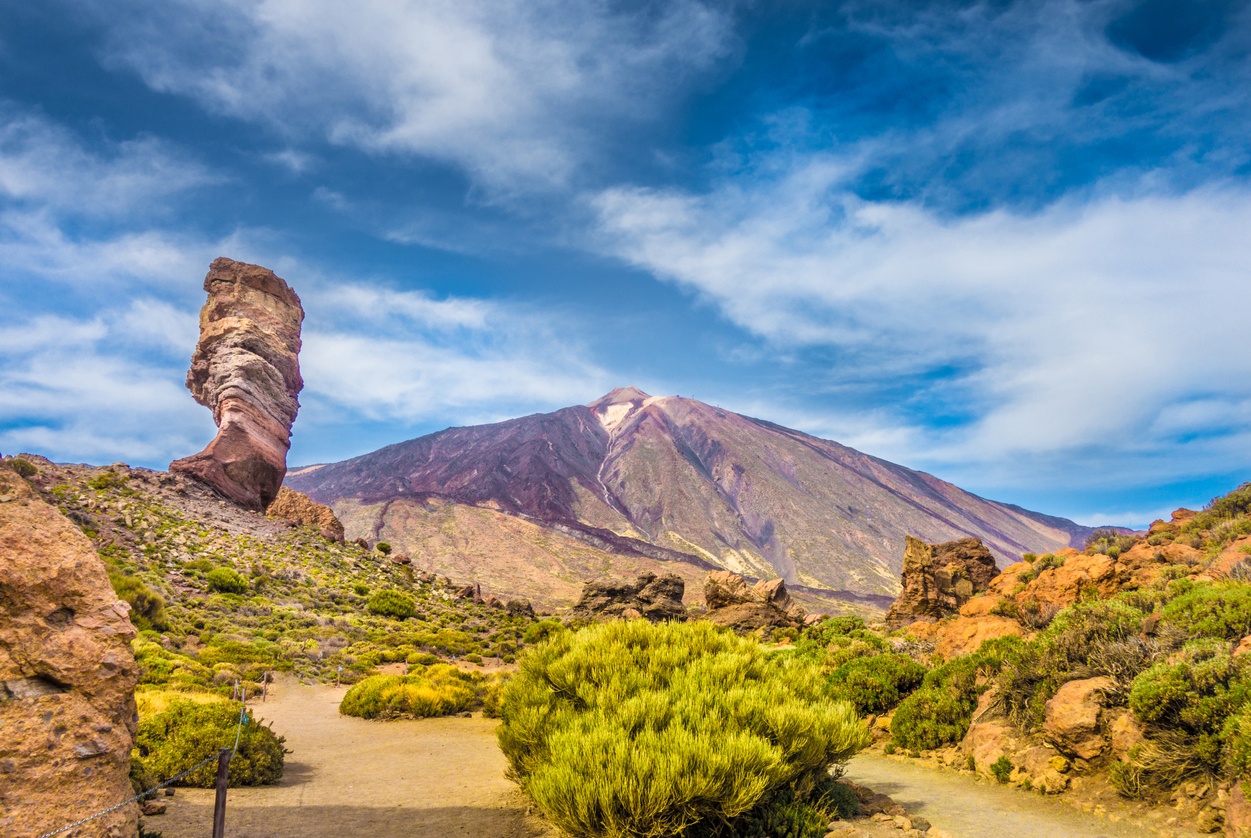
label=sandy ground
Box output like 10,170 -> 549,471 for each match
845,753 -> 1205,838
153,678 -> 554,838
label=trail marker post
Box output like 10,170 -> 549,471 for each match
211,747 -> 231,838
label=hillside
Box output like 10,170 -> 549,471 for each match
288,387 -> 1095,606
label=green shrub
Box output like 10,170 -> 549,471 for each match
892,636 -> 1023,750
375,541 -> 392,555
367,589 -> 416,619
522,619 -> 566,645
87,470 -> 129,490
687,778 -> 856,838
5,457 -> 38,477
990,756 -> 1013,783
110,573 -> 167,631
1085,529 -> 1140,559
498,620 -> 869,838
1159,584 -> 1251,641
828,653 -> 926,715
206,567 -> 248,595
136,700 -> 285,787
352,583 -> 370,596
339,665 -> 480,719
1016,552 -> 1066,585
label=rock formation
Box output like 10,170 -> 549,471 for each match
266,486 -> 344,542
569,573 -> 687,622
171,257 -> 304,511
702,570 -> 806,632
885,536 -> 1000,629
0,467 -> 139,838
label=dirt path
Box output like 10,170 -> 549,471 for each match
156,678 -> 554,838
845,753 -> 1204,838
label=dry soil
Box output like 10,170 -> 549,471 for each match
154,677 -> 555,838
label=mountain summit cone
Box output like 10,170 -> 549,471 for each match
287,389 -> 1095,608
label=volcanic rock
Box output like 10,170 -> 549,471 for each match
569,572 -> 687,622
885,536 -> 1000,629
266,486 -> 344,542
703,570 -> 806,632
171,257 -> 304,511
0,468 -> 139,838
1043,676 -> 1116,760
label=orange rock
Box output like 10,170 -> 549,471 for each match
266,486 -> 344,542
1043,676 -> 1116,760
0,470 -> 138,838
927,615 -> 1024,659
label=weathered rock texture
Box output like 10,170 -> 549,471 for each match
171,257 -> 304,511
0,468 -> 139,838
703,570 -> 806,632
885,536 -> 1000,629
266,486 -> 344,542
569,573 -> 687,622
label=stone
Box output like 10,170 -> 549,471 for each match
265,486 -> 344,542
1044,676 -> 1116,760
0,470 -> 139,838
171,258 -> 305,511
703,571 -> 806,632
885,536 -> 1000,629
1230,784 -> 1251,838
505,599 -> 536,619
140,800 -> 167,816
570,573 -> 687,622
906,614 -> 1023,659
1107,709 -> 1147,760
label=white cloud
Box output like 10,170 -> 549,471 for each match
94,0 -> 734,191
592,167 -> 1251,488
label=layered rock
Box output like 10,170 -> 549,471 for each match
703,571 -> 806,632
885,536 -> 1000,629
266,486 -> 344,542
569,573 -> 687,622
0,468 -> 139,838
171,258 -> 304,511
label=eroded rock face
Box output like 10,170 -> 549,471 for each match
885,536 -> 999,629
702,570 -> 806,632
0,469 -> 139,838
569,573 -> 687,622
1043,676 -> 1116,760
171,258 -> 304,511
266,486 -> 344,542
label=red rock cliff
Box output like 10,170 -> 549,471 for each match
171,258 -> 304,510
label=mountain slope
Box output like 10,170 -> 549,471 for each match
288,388 -> 1095,601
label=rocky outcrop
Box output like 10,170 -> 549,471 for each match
702,571 -> 806,632
885,536 -> 1000,629
266,486 -> 344,542
1043,676 -> 1116,760
569,573 -> 687,622
0,468 -> 139,838
171,258 -> 304,511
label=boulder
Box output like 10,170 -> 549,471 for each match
703,571 -> 806,632
171,258 -> 305,511
1229,782 -> 1251,838
905,614 -> 1023,659
0,469 -> 139,838
570,573 -> 687,622
1043,676 -> 1116,760
1107,709 -> 1146,760
885,536 -> 999,629
266,486 -> 344,542
505,599 -> 536,619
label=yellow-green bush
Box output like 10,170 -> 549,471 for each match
135,699 -> 285,787
498,620 -> 869,838
339,664 -> 480,719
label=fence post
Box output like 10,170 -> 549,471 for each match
261,671 -> 269,703
211,747 -> 231,838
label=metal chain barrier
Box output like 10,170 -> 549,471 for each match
37,704 -> 248,838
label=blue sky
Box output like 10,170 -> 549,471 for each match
2,0 -> 1249,527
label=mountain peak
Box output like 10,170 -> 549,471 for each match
588,386 -> 652,409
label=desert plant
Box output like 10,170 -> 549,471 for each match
367,589 -> 416,619
990,755 -> 1013,783
1085,529 -> 1140,559
498,620 -> 869,838
375,541 -> 392,555
205,566 -> 248,595
109,573 -> 168,631
1159,584 -> 1251,641
828,653 -> 926,715
135,700 -> 285,787
522,618 -> 566,645
86,470 -> 128,490
339,665 -> 480,719
5,457 -> 38,477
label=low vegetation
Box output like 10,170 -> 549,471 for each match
498,620 -> 869,838
339,664 -> 482,719
135,698 -> 286,787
